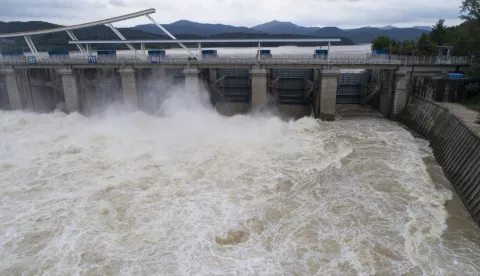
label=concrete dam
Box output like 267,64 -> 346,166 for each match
2,8 -> 480,275
2,54 -> 480,274
0,57 -> 468,118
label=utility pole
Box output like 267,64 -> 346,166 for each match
413,38 -> 417,56
389,43 -> 392,60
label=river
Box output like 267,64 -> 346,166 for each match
1,81 -> 480,275
25,44 -> 373,59
163,44 -> 373,57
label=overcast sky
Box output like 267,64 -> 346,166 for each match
0,0 -> 465,28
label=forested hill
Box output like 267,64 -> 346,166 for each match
133,20 -> 429,44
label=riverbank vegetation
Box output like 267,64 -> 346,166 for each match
372,0 -> 480,56
372,19 -> 480,57
372,0 -> 480,109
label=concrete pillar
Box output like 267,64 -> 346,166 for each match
377,69 -> 394,118
0,69 -> 22,110
320,69 -> 339,121
119,68 -> 138,110
392,71 -> 408,119
208,68 -> 218,106
312,69 -> 321,118
58,68 -> 80,112
250,68 -> 268,109
138,68 -> 157,114
183,68 -> 200,90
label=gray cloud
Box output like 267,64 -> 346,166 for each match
0,0 -> 108,21
0,0 -> 464,28
109,0 -> 127,7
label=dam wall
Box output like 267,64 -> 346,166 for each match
0,66 -> 340,119
0,62 -> 463,121
411,75 -> 467,103
401,96 -> 480,223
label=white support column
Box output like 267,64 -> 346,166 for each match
66,31 -> 87,57
250,68 -> 268,109
24,36 -> 40,61
0,69 -> 22,110
145,14 -> 197,58
320,69 -> 339,121
86,44 -> 92,56
58,68 -> 80,112
119,68 -> 138,110
183,68 -> 200,92
106,23 -> 139,59
141,43 -> 146,60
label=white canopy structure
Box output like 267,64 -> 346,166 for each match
0,8 -> 197,59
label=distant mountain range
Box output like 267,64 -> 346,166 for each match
0,21 -> 353,51
413,26 -> 433,31
134,20 -> 260,37
133,20 -> 431,44
0,19 -> 430,52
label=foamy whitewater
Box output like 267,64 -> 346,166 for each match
1,85 -> 480,275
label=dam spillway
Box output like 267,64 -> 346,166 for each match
1,84 -> 480,274
1,8 -> 480,274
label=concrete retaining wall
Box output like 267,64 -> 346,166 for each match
412,75 -> 466,102
401,96 -> 480,223
370,70 -> 394,118
0,74 -> 9,109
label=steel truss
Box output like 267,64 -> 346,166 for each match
213,75 -> 252,102
269,75 -> 315,104
362,70 -> 382,104
0,8 -> 203,59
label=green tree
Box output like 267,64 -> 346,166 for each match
465,62 -> 480,79
430,19 -> 447,46
371,36 -> 391,51
417,33 -> 435,55
441,20 -> 480,55
403,40 -> 417,55
460,0 -> 480,21
389,39 -> 415,55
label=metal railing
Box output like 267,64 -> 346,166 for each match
0,53 -> 474,66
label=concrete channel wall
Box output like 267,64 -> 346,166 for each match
401,96 -> 480,223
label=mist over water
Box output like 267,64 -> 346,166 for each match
1,83 -> 480,275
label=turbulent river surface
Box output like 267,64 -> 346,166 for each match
1,86 -> 480,276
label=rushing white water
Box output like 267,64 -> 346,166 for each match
1,85 -> 480,275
